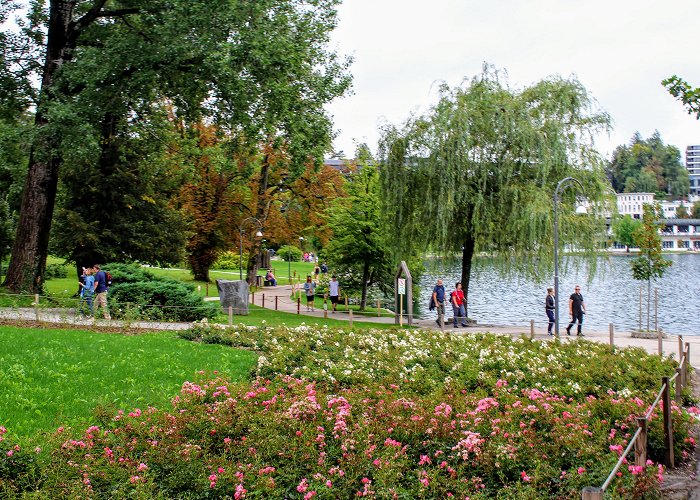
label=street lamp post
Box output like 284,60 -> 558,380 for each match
239,217 -> 263,283
553,177 -> 586,338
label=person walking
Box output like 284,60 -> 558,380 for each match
93,264 -> 111,320
328,275 -> 340,312
566,285 -> 586,336
432,279 -> 446,328
303,275 -> 317,312
78,267 -> 95,316
451,282 -> 469,328
545,287 -> 555,335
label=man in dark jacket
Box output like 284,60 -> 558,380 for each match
93,264 -> 111,320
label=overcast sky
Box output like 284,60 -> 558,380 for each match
325,0 -> 700,160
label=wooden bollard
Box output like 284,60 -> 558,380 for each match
609,323 -> 614,348
348,309 -> 353,328
228,305 -> 233,326
581,487 -> 604,500
297,297 -> 301,314
679,336 -> 683,366
261,293 -> 265,309
275,296 -> 278,311
635,417 -> 648,466
530,319 -> 534,339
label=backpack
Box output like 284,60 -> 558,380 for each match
105,271 -> 113,287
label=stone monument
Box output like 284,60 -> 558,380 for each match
216,279 -> 249,315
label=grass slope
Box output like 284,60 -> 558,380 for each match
0,326 -> 257,439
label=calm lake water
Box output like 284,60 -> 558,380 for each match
417,253 -> 700,335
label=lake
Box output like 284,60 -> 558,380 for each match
417,253 -> 700,335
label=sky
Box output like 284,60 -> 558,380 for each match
325,0 -> 700,160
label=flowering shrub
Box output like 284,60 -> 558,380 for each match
0,426 -> 41,496
21,375 -> 692,498
181,322 -> 682,401
0,324 -> 695,498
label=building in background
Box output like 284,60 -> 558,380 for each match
687,145 -> 700,196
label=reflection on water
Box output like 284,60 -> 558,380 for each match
417,254 -> 700,335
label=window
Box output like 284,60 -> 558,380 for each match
662,241 -> 674,249
679,240 -> 690,249
694,241 -> 700,249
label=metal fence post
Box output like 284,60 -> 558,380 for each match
261,293 -> 265,309
275,296 -> 278,311
662,376 -> 674,468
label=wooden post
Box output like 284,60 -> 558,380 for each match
609,323 -> 614,348
685,343 -> 691,385
34,293 -> 39,321
261,293 -> 265,309
675,367 -> 682,404
228,305 -> 232,326
348,309 -> 353,328
297,297 -> 301,314
324,303 -> 328,319
662,376 -> 674,468
275,296 -> 278,311
530,319 -> 535,339
581,487 -> 604,500
635,416 -> 648,467
251,290 -> 255,306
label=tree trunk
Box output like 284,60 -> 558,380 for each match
246,154 -> 271,285
360,258 -> 370,311
460,235 -> 475,318
3,0 -> 77,293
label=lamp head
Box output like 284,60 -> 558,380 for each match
255,230 -> 263,237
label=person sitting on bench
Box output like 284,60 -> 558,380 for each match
265,269 -> 277,286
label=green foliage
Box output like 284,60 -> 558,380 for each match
631,204 -> 672,282
607,132 -> 690,198
693,201 -> 700,219
109,281 -> 217,322
663,75 -> 700,119
276,244 -> 302,262
675,203 -> 690,218
210,251 -> 244,271
102,262 -> 157,284
44,263 -> 68,279
325,160 -> 394,307
612,215 -> 642,250
380,66 -> 612,300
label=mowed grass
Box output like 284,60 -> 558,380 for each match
0,326 -> 258,440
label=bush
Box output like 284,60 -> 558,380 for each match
44,263 -> 68,279
108,281 -> 217,322
102,262 -> 156,284
211,251 -> 245,271
276,245 -> 302,262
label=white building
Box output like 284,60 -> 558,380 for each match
616,193 -> 654,219
687,145 -> 700,196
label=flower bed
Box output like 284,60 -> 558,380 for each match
0,324 -> 696,498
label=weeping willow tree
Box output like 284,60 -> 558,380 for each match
379,67 -> 613,313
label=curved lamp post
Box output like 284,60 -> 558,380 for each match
239,217 -> 263,282
553,177 -> 586,338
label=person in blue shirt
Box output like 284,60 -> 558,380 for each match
78,267 -> 95,316
432,279 -> 446,328
93,264 -> 111,320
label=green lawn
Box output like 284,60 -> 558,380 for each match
0,326 -> 257,440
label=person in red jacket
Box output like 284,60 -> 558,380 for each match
451,282 -> 469,328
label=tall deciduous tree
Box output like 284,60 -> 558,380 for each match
630,203 -> 672,332
607,132 -> 689,198
325,158 -> 391,309
612,215 -> 642,252
4,0 -> 350,292
380,68 -> 612,312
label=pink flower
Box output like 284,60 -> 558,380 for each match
304,492 -> 317,499
297,478 -> 309,493
520,471 -> 531,482
496,379 -> 508,388
130,476 -> 140,484
628,465 -> 644,475
6,450 -> 13,457
137,462 -> 148,472
577,467 -> 586,475
234,483 -> 247,499
326,480 -> 332,488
